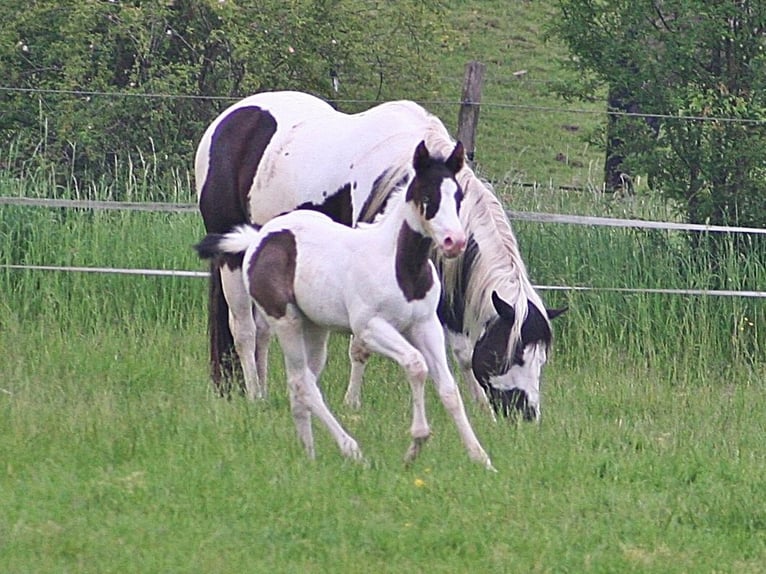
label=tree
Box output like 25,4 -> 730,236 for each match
550,1 -> 766,230
0,0 -> 451,192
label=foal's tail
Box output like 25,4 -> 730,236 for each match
194,224 -> 262,259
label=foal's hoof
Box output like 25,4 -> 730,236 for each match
469,449 -> 496,472
403,435 -> 430,464
341,439 -> 364,462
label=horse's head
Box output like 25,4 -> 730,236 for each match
406,140 -> 466,258
471,291 -> 566,421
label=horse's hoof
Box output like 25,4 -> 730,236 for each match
343,395 -> 361,410
403,435 -> 430,464
342,439 -> 364,462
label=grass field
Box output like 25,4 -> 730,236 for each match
2,1 -> 766,572
2,326 -> 765,573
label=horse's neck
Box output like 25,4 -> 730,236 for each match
395,221 -> 432,276
375,196 -> 431,275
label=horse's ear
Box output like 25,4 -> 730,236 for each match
413,140 -> 430,172
491,290 -> 516,323
446,141 -> 465,174
547,307 -> 567,320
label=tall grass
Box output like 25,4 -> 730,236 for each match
494,181 -> 766,380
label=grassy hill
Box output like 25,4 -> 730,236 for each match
430,1 -> 605,188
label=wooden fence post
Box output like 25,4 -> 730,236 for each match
456,60 -> 486,162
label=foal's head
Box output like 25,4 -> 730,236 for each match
406,140 -> 466,258
472,291 -> 566,421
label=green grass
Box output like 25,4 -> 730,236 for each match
428,1 -> 606,188
2,322 -> 766,572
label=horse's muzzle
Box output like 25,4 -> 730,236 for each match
440,234 -> 467,258
488,387 -> 539,421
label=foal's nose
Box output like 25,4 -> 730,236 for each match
442,233 -> 467,258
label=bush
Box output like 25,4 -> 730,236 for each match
0,0 -> 451,195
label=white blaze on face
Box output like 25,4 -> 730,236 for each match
488,343 -> 548,418
427,178 -> 465,258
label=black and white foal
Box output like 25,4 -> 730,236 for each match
196,141 -> 493,469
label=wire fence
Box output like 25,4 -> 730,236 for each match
2,84 -> 765,299
2,196 -> 765,299
2,84 -> 765,125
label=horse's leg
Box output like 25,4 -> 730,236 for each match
275,311 -> 362,461
220,265 -> 264,400
447,331 -> 496,421
355,318 -> 431,463
303,322 -> 330,378
208,261 -> 235,395
286,372 -> 315,459
413,318 -> 494,470
254,307 -> 272,388
271,309 -> 315,457
344,335 -> 371,409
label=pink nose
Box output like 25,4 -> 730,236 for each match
442,234 -> 467,258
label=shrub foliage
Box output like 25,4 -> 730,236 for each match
551,1 -> 766,230
0,0 -> 450,189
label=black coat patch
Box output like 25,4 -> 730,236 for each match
395,223 -> 434,301
248,230 -> 297,319
297,183 -> 353,227
437,234 -> 478,333
199,106 -> 277,233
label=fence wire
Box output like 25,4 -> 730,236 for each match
2,196 -> 765,299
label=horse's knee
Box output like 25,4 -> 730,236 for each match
349,340 -> 371,363
403,352 -> 428,383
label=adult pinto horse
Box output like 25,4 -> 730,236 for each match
195,90 -> 564,420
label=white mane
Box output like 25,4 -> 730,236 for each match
433,155 -> 548,353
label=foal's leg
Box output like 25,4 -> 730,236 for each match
272,310 -> 314,457
303,322 -> 330,378
355,318 -> 431,463
344,335 -> 371,409
254,307 -> 272,387
274,310 -> 362,461
220,265 -> 264,400
413,317 -> 494,470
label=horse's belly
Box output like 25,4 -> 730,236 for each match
293,278 -> 350,331
248,184 -> 304,224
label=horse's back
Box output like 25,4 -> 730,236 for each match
251,210 -> 357,329
197,90 -> 450,228
249,98 -> 438,225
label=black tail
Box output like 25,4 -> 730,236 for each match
194,233 -> 241,395
207,259 -> 243,396
195,233 -> 225,260
195,227 -> 260,396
